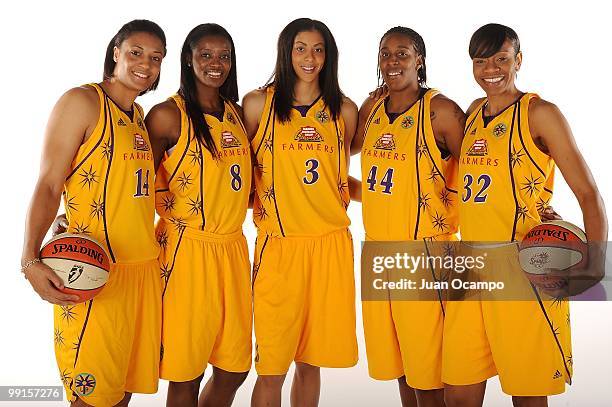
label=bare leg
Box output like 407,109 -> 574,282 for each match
251,374 -> 286,407
167,375 -> 204,407
290,362 -> 321,407
512,396 -> 548,407
415,388 -> 445,407
199,366 -> 249,407
444,382 -> 486,407
397,377 -> 418,407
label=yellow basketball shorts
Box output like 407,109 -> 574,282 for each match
53,260 -> 162,406
442,243 -> 572,396
362,233 -> 456,390
157,220 -> 252,382
253,228 -> 358,375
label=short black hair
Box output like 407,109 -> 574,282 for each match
469,23 -> 520,59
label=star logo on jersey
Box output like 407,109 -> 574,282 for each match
117,118 -> 127,126
60,369 -> 72,387
294,126 -> 323,142
373,133 -> 396,150
74,373 -> 96,396
401,115 -> 414,129
133,133 -> 150,151
492,123 -> 507,137
54,328 -> 65,347
373,117 -> 381,125
466,139 -> 488,156
220,131 -> 242,148
315,110 -> 329,123
226,111 -> 237,125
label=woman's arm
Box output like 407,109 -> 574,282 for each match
22,87 -> 99,305
530,98 -> 608,296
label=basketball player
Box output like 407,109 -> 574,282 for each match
145,24 -> 251,407
443,24 -> 608,407
21,20 -> 166,406
242,18 -> 358,407
351,27 -> 465,407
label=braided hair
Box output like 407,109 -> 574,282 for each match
179,24 -> 239,158
377,26 -> 427,88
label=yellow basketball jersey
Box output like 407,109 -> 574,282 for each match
459,93 -> 554,241
361,89 -> 458,241
251,86 -> 350,237
155,95 -> 251,234
63,83 -> 158,263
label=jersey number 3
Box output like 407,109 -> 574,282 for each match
303,159 -> 319,185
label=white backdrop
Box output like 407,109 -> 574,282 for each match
1,0 -> 611,405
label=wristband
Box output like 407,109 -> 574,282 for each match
20,258 -> 41,277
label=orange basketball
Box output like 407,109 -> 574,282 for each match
40,233 -> 111,302
518,220 -> 587,291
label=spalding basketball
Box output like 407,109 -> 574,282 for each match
518,220 -> 588,291
40,233 -> 110,302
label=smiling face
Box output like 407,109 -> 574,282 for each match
190,35 -> 232,89
291,30 -> 326,84
379,33 -> 422,92
472,39 -> 522,97
112,31 -> 164,93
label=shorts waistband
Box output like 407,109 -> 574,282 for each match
462,241 -> 518,249
364,232 -> 458,242
257,227 -> 350,241
111,258 -> 158,268
161,219 -> 244,242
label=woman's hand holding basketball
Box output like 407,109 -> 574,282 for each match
543,242 -> 606,298
51,214 -> 68,236
23,262 -> 79,305
539,206 -> 562,222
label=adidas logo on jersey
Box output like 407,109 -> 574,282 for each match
221,131 -> 241,148
137,118 -> 145,130
373,133 -> 396,151
295,126 -> 323,142
469,128 -> 476,136
118,118 -> 127,126
133,133 -> 150,151
552,370 -> 562,379
466,139 -> 488,156
373,117 -> 381,125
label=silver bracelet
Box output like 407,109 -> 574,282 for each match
20,258 -> 41,276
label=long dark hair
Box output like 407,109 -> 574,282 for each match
377,26 -> 427,89
267,18 -> 342,123
469,23 -> 520,59
179,23 -> 238,157
103,19 -> 167,94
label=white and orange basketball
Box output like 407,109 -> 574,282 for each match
40,233 -> 110,302
518,220 -> 588,291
